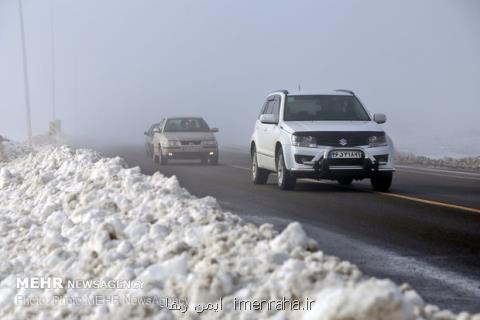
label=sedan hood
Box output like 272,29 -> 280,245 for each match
282,121 -> 383,133
163,132 -> 215,141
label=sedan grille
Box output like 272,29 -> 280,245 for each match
180,140 -> 201,145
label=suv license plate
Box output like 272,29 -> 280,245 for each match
329,151 -> 363,159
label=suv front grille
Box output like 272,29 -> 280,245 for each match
295,131 -> 384,147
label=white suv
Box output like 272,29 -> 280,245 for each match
250,90 -> 395,191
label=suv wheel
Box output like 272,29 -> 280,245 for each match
371,173 -> 393,192
276,148 -> 296,190
251,147 -> 269,184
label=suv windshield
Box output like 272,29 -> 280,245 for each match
284,95 -> 370,121
164,118 -> 210,132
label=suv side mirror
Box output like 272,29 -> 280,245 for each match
373,113 -> 387,124
259,114 -> 278,124
144,131 -> 148,136
153,128 -> 160,133
210,128 -> 219,133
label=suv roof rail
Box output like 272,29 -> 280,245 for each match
271,89 -> 289,95
335,89 -> 355,96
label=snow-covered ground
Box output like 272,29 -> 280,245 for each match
0,141 -> 478,320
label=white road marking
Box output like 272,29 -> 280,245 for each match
396,166 -> 480,181
396,165 -> 480,177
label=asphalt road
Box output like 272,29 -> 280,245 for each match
91,143 -> 480,313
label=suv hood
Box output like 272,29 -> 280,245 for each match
282,121 -> 383,133
163,132 -> 215,141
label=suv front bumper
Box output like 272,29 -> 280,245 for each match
286,146 -> 394,180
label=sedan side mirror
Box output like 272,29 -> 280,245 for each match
373,113 -> 387,124
210,128 -> 219,133
259,114 -> 278,124
144,131 -> 148,136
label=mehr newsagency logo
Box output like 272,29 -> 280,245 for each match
16,277 -> 143,289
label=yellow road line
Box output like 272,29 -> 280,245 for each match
306,179 -> 480,214
375,191 -> 480,214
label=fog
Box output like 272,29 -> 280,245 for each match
1,0 -> 479,156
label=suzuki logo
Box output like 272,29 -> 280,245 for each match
339,138 -> 348,146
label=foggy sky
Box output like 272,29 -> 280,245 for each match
1,0 -> 479,156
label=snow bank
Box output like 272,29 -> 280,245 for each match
395,151 -> 480,171
0,145 -> 478,320
0,139 -> 32,162
0,132 -> 65,162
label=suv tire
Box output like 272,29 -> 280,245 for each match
371,173 -> 393,192
276,147 -> 296,190
251,147 -> 269,184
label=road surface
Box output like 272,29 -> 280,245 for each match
90,143 -> 480,313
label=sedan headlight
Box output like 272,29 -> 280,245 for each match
162,140 -> 181,147
291,135 -> 317,148
203,139 -> 217,147
368,134 -> 387,147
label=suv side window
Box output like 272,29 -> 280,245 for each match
258,101 -> 269,118
271,95 -> 280,118
265,100 -> 274,114
258,96 -> 280,118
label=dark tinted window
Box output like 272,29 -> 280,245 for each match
284,95 -> 370,121
164,118 -> 210,132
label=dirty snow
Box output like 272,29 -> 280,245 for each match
0,145 -> 478,320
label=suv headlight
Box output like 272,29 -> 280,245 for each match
292,135 -> 317,148
368,134 -> 387,147
162,140 -> 181,147
203,139 -> 217,147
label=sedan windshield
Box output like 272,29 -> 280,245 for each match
164,118 -> 210,132
284,95 -> 370,121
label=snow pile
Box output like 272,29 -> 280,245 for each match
0,139 -> 32,162
0,132 -> 65,162
0,146 -> 478,320
395,151 -> 480,171
30,132 -> 66,147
